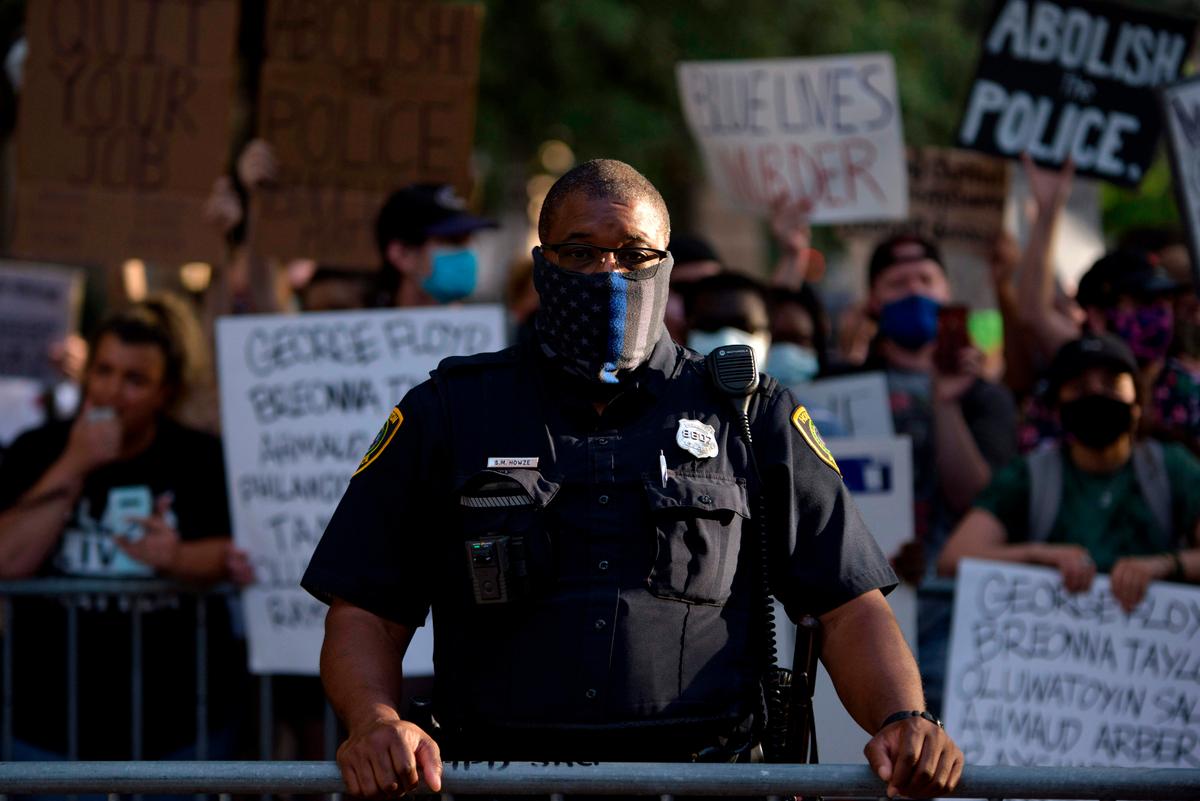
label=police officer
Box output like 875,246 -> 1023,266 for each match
302,160 -> 963,799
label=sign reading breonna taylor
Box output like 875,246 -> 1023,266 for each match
216,305 -> 505,674
944,559 -> 1200,773
957,0 -> 1196,186
677,54 -> 908,223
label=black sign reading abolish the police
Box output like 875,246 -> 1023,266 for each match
957,0 -> 1195,186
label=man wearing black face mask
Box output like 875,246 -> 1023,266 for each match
301,160 -> 963,800
938,333 -> 1200,612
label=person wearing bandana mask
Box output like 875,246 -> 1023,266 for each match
855,235 -> 1017,717
371,183 -> 497,308
939,333 -> 1200,612
302,160 -> 963,799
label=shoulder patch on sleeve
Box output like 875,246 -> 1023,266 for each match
790,404 -> 841,476
354,407 -> 404,476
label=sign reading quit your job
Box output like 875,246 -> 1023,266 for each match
944,559 -> 1200,774
957,0 -> 1195,186
677,53 -> 908,223
216,305 -> 505,674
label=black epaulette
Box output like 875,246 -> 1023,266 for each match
434,346 -> 523,375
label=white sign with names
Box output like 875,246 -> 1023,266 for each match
217,305 -> 506,675
797,372 -> 894,438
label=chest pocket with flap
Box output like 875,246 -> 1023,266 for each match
644,474 -> 750,606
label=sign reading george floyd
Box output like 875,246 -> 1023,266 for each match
252,1 -> 484,268
1161,75 -> 1200,295
677,54 -> 908,224
957,0 -> 1195,187
12,0 -> 238,266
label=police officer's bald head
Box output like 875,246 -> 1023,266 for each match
538,159 -> 671,245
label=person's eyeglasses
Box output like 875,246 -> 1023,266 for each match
543,242 -> 669,272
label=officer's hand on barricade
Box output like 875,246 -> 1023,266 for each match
337,714 -> 442,799
1110,554 -> 1172,613
865,714 -> 963,799
1034,543 -> 1096,593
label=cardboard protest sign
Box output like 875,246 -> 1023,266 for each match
945,559 -> 1200,773
12,0 -> 238,266
252,0 -> 484,268
677,54 -> 908,223
840,146 -> 1010,253
216,305 -> 506,675
957,0 -> 1196,186
777,435 -> 915,762
795,372 -> 894,438
0,261 -> 81,381
1160,75 -> 1200,294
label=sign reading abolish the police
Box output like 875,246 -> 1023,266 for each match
216,305 -> 505,674
677,54 -> 908,223
13,0 -> 238,266
957,0 -> 1195,187
252,1 -> 483,268
944,560 -> 1200,773
1161,76 -> 1200,293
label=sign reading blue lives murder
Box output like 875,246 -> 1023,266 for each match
677,54 -> 908,223
944,559 -> 1200,776
216,305 -> 505,674
957,0 -> 1195,186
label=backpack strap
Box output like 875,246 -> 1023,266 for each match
1026,445 -> 1063,543
1132,440 -> 1174,549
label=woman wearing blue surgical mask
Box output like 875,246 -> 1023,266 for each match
766,285 -> 830,387
682,272 -> 772,371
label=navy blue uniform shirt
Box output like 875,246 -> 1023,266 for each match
302,332 -> 896,757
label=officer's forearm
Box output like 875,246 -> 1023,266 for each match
818,590 -> 925,736
320,598 -> 414,731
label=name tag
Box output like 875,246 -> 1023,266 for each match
487,457 -> 540,468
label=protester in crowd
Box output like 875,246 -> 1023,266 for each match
860,232 -> 1018,716
0,295 -> 245,761
684,271 -> 772,370
296,266 -> 374,312
938,334 -> 1200,612
302,159 -> 962,800
767,285 -> 831,386
504,257 -> 539,347
370,184 -> 497,308
663,233 -> 723,343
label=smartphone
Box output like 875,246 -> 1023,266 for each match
935,304 -> 970,373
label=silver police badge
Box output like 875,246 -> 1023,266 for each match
676,418 -> 718,459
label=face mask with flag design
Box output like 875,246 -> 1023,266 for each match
531,247 -> 673,384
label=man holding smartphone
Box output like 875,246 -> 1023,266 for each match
861,234 -> 1018,715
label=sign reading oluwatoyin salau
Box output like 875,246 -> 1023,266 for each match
944,559 -> 1200,778
677,53 -> 908,223
216,305 -> 505,674
957,0 -> 1196,186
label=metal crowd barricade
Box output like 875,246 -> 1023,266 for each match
0,578 -> 342,774
0,761 -> 1198,799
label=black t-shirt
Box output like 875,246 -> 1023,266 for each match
0,417 -> 243,757
303,333 -> 897,758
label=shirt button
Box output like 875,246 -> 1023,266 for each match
598,494 -> 609,505
598,560 -> 609,571
699,494 -> 713,505
594,618 -> 607,630
585,688 -> 597,700
597,438 -> 609,445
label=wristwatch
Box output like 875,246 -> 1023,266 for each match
879,709 -> 944,732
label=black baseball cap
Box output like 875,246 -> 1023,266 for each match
868,233 -> 945,286
375,183 -> 496,253
1047,333 -> 1138,397
1075,249 -> 1181,308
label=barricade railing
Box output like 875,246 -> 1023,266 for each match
0,579 -> 340,766
0,761 -> 1198,799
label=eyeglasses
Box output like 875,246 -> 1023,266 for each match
543,242 -> 669,273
